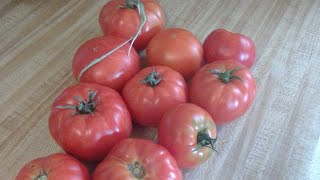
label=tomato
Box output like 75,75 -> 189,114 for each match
122,66 -> 187,127
93,138 -> 182,180
49,83 -> 132,162
146,28 -> 204,80
16,153 -> 90,180
99,0 -> 165,51
72,36 -> 140,91
189,60 -> 256,124
203,29 -> 256,68
158,103 -> 217,168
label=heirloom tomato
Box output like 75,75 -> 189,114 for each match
93,138 -> 182,180
189,60 -> 256,124
49,83 -> 132,162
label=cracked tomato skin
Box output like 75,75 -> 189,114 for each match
16,153 -> 90,180
146,28 -> 204,80
99,0 -> 165,51
122,66 -> 187,127
49,83 -> 132,162
158,103 -> 217,168
189,60 -> 256,124
203,29 -> 256,68
72,36 -> 140,91
93,138 -> 182,180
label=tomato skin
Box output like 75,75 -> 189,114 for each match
146,28 -> 204,80
72,36 -> 140,91
99,0 -> 165,51
203,29 -> 256,68
16,153 -> 90,180
189,60 -> 256,124
93,138 -> 182,180
49,83 -> 132,162
122,66 -> 187,127
158,103 -> 217,168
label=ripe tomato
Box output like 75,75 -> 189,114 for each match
146,28 -> 204,80
16,153 -> 90,180
158,103 -> 217,168
93,138 -> 182,180
99,0 -> 165,51
189,60 -> 256,124
122,66 -> 187,127
72,36 -> 140,91
203,29 -> 256,68
49,83 -> 132,162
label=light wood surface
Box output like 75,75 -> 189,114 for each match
1,0 -> 320,179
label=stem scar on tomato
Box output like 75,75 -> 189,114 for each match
127,161 -> 146,179
140,67 -> 162,87
56,90 -> 97,116
35,169 -> 47,180
209,67 -> 243,83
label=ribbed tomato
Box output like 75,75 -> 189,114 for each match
122,66 -> 187,127
203,29 -> 256,68
189,60 -> 256,124
93,138 -> 182,180
49,83 -> 132,162
16,153 -> 90,180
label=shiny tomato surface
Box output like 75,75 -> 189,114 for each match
16,153 -> 90,180
146,28 -> 204,79
189,60 -> 256,124
203,29 -> 256,68
49,83 -> 132,162
93,138 -> 182,180
99,0 -> 165,51
122,66 -> 187,127
72,36 -> 140,91
158,103 -> 217,168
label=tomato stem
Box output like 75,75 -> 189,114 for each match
56,91 -> 96,116
77,0 -> 146,81
209,67 -> 243,83
195,130 -> 217,152
140,67 -> 162,87
128,161 -> 146,179
35,169 -> 47,180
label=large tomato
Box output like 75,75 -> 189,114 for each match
99,0 -> 165,51
146,28 -> 204,80
203,29 -> 256,68
16,153 -> 90,180
72,36 -> 140,91
189,60 -> 256,124
122,66 -> 187,127
93,138 -> 182,180
49,83 -> 132,162
158,103 -> 217,168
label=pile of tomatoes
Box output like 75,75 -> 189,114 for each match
16,0 -> 257,179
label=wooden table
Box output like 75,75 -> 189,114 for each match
1,0 -> 320,179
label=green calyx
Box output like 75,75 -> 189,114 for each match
194,130 -> 217,152
128,161 -> 146,179
124,0 -> 139,9
140,67 -> 162,87
56,91 -> 97,116
34,170 -> 47,180
209,67 -> 243,83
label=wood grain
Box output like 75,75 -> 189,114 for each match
1,0 -> 320,179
